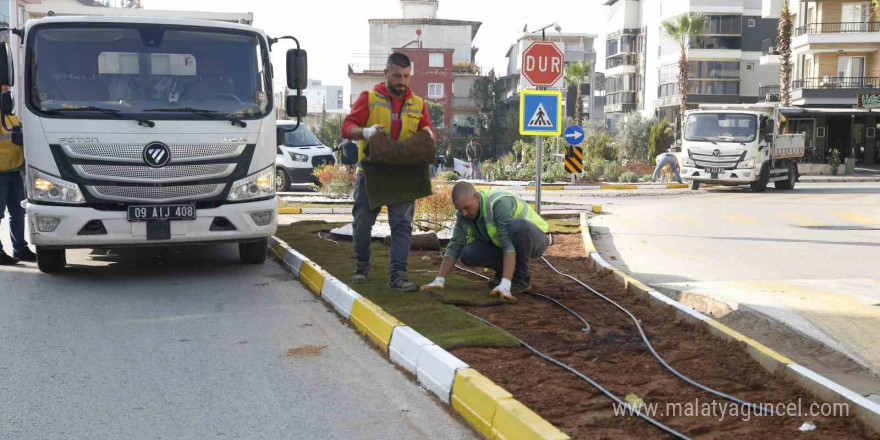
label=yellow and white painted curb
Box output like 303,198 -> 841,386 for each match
579,213 -> 880,432
266,236 -> 570,440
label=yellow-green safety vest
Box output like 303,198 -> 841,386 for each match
357,90 -> 425,163
465,190 -> 549,248
0,115 -> 22,171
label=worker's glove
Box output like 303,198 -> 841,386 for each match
362,124 -> 383,141
489,278 -> 517,303
419,276 -> 445,291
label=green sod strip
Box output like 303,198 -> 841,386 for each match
274,221 -> 519,349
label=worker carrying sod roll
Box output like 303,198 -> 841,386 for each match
419,182 -> 550,303
340,52 -> 436,292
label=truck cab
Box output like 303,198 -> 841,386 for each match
0,15 -> 309,272
679,104 -> 803,192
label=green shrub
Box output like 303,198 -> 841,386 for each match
618,171 -> 639,183
313,164 -> 355,198
584,157 -> 603,182
648,120 -> 673,164
541,162 -> 566,183
438,170 -> 460,182
603,161 -> 626,182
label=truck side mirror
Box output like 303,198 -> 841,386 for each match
286,49 -> 307,90
286,95 -> 307,118
0,91 -> 13,115
0,42 -> 13,87
276,128 -> 285,146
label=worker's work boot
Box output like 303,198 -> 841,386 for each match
388,271 -> 418,292
352,261 -> 370,284
510,278 -> 532,294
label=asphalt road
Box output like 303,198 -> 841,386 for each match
0,236 -> 476,440
588,183 -> 880,398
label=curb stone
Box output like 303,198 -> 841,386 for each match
578,215 -> 880,432
266,236 -> 571,440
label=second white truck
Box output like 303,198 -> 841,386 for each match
679,104 -> 805,192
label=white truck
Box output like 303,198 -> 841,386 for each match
0,15 -> 309,272
679,103 -> 805,192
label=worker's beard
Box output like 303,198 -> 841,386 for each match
391,84 -> 406,96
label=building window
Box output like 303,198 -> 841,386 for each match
745,62 -> 755,72
429,53 -> 444,68
428,83 -> 444,98
747,19 -> 756,28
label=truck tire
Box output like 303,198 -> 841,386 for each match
749,164 -> 770,193
239,238 -> 268,264
275,168 -> 291,192
774,163 -> 797,190
689,180 -> 700,190
36,247 -> 66,273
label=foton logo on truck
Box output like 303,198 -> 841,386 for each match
58,137 -> 99,144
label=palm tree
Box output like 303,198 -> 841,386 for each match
777,0 -> 793,106
662,13 -> 709,136
563,62 -> 590,126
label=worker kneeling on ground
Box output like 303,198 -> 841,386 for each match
420,182 -> 549,302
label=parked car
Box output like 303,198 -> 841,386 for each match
275,121 -> 335,191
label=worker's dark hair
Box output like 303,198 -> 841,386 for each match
387,52 -> 412,69
451,181 -> 477,203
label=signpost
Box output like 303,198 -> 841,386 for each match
521,39 -> 565,214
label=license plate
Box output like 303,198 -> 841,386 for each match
128,204 -> 196,222
707,168 -> 724,174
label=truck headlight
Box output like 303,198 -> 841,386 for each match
738,158 -> 755,169
228,166 -> 275,201
28,167 -> 85,204
289,152 -> 309,162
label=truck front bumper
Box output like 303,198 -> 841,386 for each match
26,198 -> 278,249
681,167 -> 757,185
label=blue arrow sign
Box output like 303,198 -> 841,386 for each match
519,90 -> 562,136
563,125 -> 585,146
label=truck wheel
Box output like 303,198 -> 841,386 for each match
689,180 -> 700,190
36,247 -> 66,273
239,238 -> 268,264
750,164 -> 770,193
774,163 -> 797,190
275,168 -> 290,192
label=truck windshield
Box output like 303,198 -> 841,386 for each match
282,126 -> 322,147
684,113 -> 757,143
27,24 -> 270,120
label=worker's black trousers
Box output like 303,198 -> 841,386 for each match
459,219 -> 549,282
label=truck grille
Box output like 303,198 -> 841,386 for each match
311,154 -> 335,167
86,184 -> 225,203
74,164 -> 236,183
689,149 -> 747,169
62,143 -> 246,164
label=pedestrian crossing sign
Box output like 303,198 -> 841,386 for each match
519,89 -> 562,136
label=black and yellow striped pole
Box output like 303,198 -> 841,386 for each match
565,145 -> 584,174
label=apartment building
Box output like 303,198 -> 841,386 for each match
502,32 -> 602,124
781,0 -> 879,164
602,0 -> 778,131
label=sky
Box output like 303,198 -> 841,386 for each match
141,0 -> 607,109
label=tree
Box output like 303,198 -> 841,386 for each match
471,76 -> 512,158
662,13 -> 709,136
648,120 -> 673,163
563,62 -> 590,126
777,0 -> 793,106
426,101 -> 445,130
614,112 -> 652,163
316,115 -> 343,148
872,0 -> 880,21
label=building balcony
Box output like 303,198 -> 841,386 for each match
452,96 -> 481,109
760,38 -> 780,65
793,22 -> 880,49
565,50 -> 597,64
452,63 -> 483,75
792,77 -> 880,90
604,102 -> 637,114
758,85 -> 781,102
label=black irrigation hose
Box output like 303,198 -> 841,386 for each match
464,311 -> 692,440
453,264 -> 590,334
540,256 -> 774,417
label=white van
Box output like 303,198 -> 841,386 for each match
274,121 -> 335,191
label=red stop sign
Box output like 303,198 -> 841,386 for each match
522,42 -> 564,87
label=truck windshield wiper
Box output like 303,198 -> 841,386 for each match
142,107 -> 247,128
44,106 -> 155,127
689,136 -> 717,145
